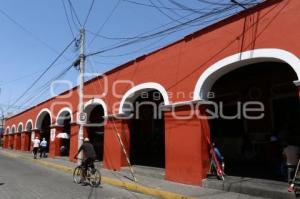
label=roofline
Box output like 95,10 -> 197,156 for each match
6,0 -> 280,120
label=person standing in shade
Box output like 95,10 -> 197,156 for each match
283,142 -> 300,184
39,138 -> 47,158
32,137 -> 40,159
212,142 -> 225,172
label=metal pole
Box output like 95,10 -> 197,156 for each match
78,27 -> 85,164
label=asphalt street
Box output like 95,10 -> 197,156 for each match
0,154 -> 157,199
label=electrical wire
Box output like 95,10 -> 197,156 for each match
197,0 -> 258,6
0,69 -> 44,86
159,0 -> 184,18
88,0 -> 122,47
86,4 -> 239,57
12,62 -> 75,115
92,34 -> 168,58
0,7 -> 68,57
94,8 -> 239,59
5,0 -> 261,114
122,0 -> 211,12
148,0 -> 183,24
86,0 -> 261,58
85,12 -> 197,41
68,0 -> 82,27
83,0 -> 95,27
168,0 -> 216,15
61,0 -> 76,38
6,39 -> 75,113
86,2 -> 235,42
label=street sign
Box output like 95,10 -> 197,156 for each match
50,129 -> 56,142
77,112 -> 87,125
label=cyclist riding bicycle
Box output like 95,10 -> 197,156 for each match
74,137 -> 96,183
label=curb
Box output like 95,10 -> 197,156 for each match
0,150 -> 196,199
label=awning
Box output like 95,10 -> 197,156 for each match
56,132 -> 70,139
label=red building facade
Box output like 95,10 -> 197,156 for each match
3,0 -> 300,185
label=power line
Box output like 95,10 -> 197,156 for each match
19,63 -> 75,110
158,0 -> 184,18
0,7 -> 67,57
168,0 -> 216,15
197,0 -> 258,6
67,0 -> 82,27
61,0 -> 76,38
86,4 -> 239,57
122,0 -> 211,12
93,8 -> 238,59
0,69 -> 44,86
83,0 -> 95,27
10,61 -> 75,115
148,0 -> 183,24
86,3 -> 235,42
92,34 -> 168,58
6,39 -> 75,112
85,12 -> 197,41
88,0 -> 122,47
86,0 -> 260,58
231,0 -> 247,9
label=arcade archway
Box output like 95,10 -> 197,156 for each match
25,120 -> 33,151
121,86 -> 167,168
207,62 -> 299,180
16,123 -> 23,150
35,110 -> 52,152
56,109 -> 72,156
85,100 -> 106,161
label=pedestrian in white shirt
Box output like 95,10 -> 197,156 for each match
39,138 -> 47,158
32,137 -> 40,159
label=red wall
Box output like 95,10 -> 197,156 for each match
4,0 -> 300,185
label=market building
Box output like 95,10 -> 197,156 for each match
3,0 -> 300,185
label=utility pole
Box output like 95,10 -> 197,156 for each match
77,27 -> 85,164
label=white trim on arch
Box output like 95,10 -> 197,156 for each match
119,82 -> 170,114
25,119 -> 33,131
5,126 -> 10,135
193,48 -> 300,100
84,98 -> 108,116
56,107 -> 73,125
11,125 -> 16,134
17,122 -> 24,133
35,108 -> 52,129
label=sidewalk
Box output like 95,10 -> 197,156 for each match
0,148 -> 291,199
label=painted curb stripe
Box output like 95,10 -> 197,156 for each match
1,151 -> 196,199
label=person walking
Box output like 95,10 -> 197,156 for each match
283,143 -> 300,184
32,137 -> 40,159
39,138 -> 47,158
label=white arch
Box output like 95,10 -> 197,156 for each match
25,119 -> 33,131
35,108 -> 52,129
84,98 -> 108,117
119,82 -> 170,114
17,122 -> 23,133
193,48 -> 300,100
56,107 -> 73,125
5,126 -> 10,135
11,125 -> 16,134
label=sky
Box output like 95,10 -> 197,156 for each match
0,0 -> 261,116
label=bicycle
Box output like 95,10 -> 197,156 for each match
73,158 -> 101,187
